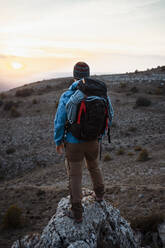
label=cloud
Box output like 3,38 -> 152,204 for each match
0,54 -> 6,58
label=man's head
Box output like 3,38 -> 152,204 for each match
73,62 -> 90,80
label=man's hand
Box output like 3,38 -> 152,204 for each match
56,143 -> 64,154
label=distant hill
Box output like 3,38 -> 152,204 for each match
0,65 -> 165,93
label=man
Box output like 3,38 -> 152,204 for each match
54,62 -> 114,223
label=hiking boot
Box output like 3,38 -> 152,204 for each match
95,196 -> 104,202
65,202 -> 83,223
65,208 -> 83,223
94,187 -> 105,202
71,202 -> 83,223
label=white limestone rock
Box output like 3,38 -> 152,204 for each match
158,222 -> 165,247
11,188 -> 140,248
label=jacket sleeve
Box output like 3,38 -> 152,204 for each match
54,93 -> 67,146
54,80 -> 80,146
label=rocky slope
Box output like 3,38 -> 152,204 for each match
0,69 -> 165,247
11,189 -> 139,248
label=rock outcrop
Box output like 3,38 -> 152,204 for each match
12,189 -> 139,248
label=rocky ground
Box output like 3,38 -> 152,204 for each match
0,71 -> 165,247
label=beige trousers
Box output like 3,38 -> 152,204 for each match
65,140 -> 104,204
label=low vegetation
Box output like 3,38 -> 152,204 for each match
135,97 -> 151,107
0,93 -> 7,99
3,101 -> 16,111
127,152 -> 134,156
116,148 -> 125,155
103,153 -> 112,161
119,82 -> 127,88
131,212 -> 164,233
32,98 -> 38,104
0,100 -> 3,107
137,149 -> 150,162
55,101 -> 59,109
15,88 -> 33,97
2,205 -> 23,229
130,86 -> 139,93
6,147 -> 16,154
10,106 -> 21,118
134,146 -> 142,151
128,126 -> 137,132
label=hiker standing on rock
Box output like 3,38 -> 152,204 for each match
54,62 -> 114,223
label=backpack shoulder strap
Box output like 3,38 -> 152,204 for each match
77,100 -> 86,124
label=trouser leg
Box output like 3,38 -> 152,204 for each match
65,143 -> 84,204
86,159 -> 105,197
67,160 -> 83,204
85,140 -> 105,198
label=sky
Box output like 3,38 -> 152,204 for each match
0,0 -> 165,90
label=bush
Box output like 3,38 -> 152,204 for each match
116,148 -> 125,155
0,162 -> 5,180
0,93 -> 7,99
2,205 -> 23,229
32,98 -> 38,104
3,101 -> 15,111
130,86 -> 138,93
134,146 -> 142,151
15,88 -> 33,97
6,147 -> 16,154
127,152 -> 134,156
111,122 -> 117,128
137,149 -> 150,162
120,82 -> 127,88
0,100 -> 3,107
135,97 -> 151,107
103,153 -> 112,161
131,213 -> 164,233
55,101 -> 59,109
155,88 -> 163,95
10,106 -> 21,118
128,126 -> 137,132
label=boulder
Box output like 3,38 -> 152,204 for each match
158,222 -> 165,247
11,189 -> 139,248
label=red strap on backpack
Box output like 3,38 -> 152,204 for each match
77,101 -> 86,124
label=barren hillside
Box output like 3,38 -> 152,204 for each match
0,69 -> 165,247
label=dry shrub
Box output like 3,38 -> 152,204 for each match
130,86 -> 138,93
103,153 -> 112,162
2,205 -> 23,229
127,152 -> 134,156
55,101 -> 59,109
111,122 -> 117,128
0,100 -> 3,107
32,98 -> 38,104
3,101 -> 15,111
135,97 -> 151,107
0,162 -> 5,180
10,106 -> 21,118
128,126 -> 137,132
137,149 -> 149,162
120,82 -> 127,88
155,88 -> 163,95
6,147 -> 16,154
134,146 -> 142,151
0,93 -> 7,99
116,148 -> 125,155
131,213 -> 164,233
15,88 -> 33,97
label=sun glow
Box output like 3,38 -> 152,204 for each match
11,62 -> 23,70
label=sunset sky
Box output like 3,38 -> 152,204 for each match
0,0 -> 165,90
